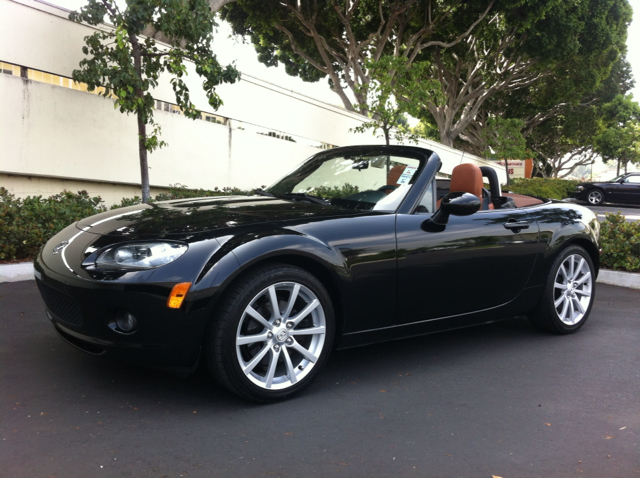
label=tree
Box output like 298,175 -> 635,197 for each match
222,0 -> 631,149
480,117 -> 529,185
594,95 -> 640,175
221,0 -> 497,116
70,0 -> 240,203
350,56 -> 440,145
526,106 -> 603,178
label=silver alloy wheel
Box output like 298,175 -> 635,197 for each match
552,253 -> 593,325
235,281 -> 326,390
587,189 -> 603,205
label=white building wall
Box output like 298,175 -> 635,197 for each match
0,0 -> 505,205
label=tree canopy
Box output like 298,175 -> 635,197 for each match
594,94 -> 640,175
71,0 -> 240,202
222,0 -> 632,152
350,56 -> 440,145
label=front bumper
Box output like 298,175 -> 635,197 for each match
34,229 -> 214,370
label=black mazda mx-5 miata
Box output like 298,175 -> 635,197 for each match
35,145 -> 600,402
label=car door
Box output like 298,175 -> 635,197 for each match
395,202 -> 541,325
619,175 -> 640,203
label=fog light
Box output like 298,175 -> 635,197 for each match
114,310 -> 137,332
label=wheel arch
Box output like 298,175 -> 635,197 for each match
565,237 -> 600,276
203,249 -> 347,346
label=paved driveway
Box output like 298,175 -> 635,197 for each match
1,281 -> 639,477
580,203 -> 640,222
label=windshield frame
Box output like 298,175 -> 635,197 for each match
265,145 -> 434,213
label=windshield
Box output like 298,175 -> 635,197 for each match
267,150 -> 424,211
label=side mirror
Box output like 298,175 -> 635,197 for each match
430,191 -> 481,225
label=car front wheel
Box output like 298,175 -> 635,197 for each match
205,264 -> 335,402
587,189 -> 604,205
528,246 -> 595,334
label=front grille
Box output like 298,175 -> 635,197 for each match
36,279 -> 83,326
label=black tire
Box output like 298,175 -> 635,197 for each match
205,263 -> 335,403
528,245 -> 596,334
587,189 -> 604,205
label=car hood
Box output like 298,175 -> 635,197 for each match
75,196 -> 363,237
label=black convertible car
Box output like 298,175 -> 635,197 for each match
573,172 -> 640,205
35,145 -> 600,402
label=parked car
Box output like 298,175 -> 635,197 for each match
573,173 -> 640,205
35,145 -> 600,402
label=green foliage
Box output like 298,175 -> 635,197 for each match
153,184 -> 253,201
527,105 -> 603,178
70,0 -> 240,202
0,188 -> 106,261
594,94 -> 640,174
1,185 -> 258,261
108,184 -> 254,209
350,56 -> 440,145
306,184 -> 359,199
506,178 -> 579,200
600,212 -> 640,272
222,0 -> 632,152
480,117 -> 529,185
481,118 -> 529,161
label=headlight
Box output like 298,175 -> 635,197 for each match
95,242 -> 188,270
576,186 -> 584,192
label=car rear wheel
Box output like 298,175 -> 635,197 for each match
528,246 -> 595,334
587,189 -> 604,205
205,264 -> 335,402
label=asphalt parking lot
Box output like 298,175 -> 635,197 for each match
1,280 -> 639,478
582,203 -> 640,222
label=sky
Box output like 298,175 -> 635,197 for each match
46,0 -> 640,106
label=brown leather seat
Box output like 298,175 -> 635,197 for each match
439,163 -> 493,210
387,164 -> 406,185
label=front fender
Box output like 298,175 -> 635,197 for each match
526,202 -> 600,286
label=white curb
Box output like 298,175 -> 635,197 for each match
0,262 -> 34,283
596,269 -> 640,290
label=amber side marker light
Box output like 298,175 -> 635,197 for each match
167,282 -> 192,309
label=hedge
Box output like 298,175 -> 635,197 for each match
505,177 -> 579,200
599,213 -> 640,272
0,188 -> 106,261
2,186 -> 640,273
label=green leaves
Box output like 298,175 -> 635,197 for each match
69,0 -> 240,202
350,56 -> 440,145
594,95 -> 640,172
600,212 -> 640,272
0,188 -> 106,262
481,117 -> 529,162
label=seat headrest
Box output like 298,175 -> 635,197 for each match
450,163 -> 483,199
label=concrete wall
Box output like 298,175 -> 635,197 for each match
0,0 -> 505,205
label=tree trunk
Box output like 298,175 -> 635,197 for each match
503,160 -> 511,187
137,113 -> 150,203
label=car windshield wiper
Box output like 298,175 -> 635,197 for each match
277,193 -> 331,206
253,188 -> 274,197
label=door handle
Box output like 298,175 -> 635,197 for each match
504,221 -> 529,230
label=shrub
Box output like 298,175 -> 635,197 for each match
309,183 -> 360,199
152,184 -> 253,202
1,185 -> 254,262
506,177 -> 579,200
599,212 -> 640,272
0,188 -> 106,261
